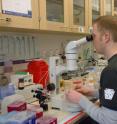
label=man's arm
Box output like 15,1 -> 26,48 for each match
79,95 -> 117,124
90,89 -> 99,98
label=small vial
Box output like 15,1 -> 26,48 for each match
18,78 -> 24,90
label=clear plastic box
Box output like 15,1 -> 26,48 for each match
36,116 -> 57,124
0,111 -> 17,124
8,111 -> 36,124
0,83 -> 15,99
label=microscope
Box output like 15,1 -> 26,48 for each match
48,35 -> 93,111
49,35 -> 93,93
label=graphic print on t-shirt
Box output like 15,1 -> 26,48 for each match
104,88 -> 115,100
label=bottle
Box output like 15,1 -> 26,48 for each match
18,78 -> 24,90
0,74 -> 9,86
4,59 -> 13,73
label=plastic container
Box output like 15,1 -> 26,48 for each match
0,74 -> 9,86
0,111 -> 17,124
8,111 -> 36,124
4,59 -> 13,73
27,104 -> 43,118
7,101 -> 27,112
0,83 -> 15,99
36,116 -> 57,124
1,94 -> 25,114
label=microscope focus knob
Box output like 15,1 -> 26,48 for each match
47,83 -> 55,91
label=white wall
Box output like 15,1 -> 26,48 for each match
0,32 -> 93,73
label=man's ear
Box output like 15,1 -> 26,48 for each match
104,31 -> 110,43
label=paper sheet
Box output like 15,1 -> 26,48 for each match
2,0 -> 32,17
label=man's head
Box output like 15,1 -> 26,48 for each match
92,16 -> 117,56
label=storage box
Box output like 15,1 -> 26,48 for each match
7,101 -> 27,112
8,111 -> 36,124
0,111 -> 17,124
36,116 -> 57,124
0,83 -> 15,99
27,104 -> 43,118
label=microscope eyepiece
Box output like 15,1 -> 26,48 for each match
86,35 -> 93,41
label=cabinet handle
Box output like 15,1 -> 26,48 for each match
0,18 -> 11,22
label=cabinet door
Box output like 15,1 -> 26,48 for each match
103,0 -> 114,15
39,0 -> 69,32
88,0 -> 103,30
114,0 -> 117,16
0,0 -> 1,13
69,0 -> 89,33
0,0 -> 39,29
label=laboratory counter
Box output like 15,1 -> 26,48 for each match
31,100 -> 87,124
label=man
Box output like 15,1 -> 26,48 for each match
66,16 -> 117,124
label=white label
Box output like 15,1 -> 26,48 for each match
79,27 -> 84,32
89,27 -> 93,33
104,88 -> 115,100
2,0 -> 32,16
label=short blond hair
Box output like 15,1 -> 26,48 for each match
93,16 -> 117,42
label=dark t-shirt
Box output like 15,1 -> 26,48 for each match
99,54 -> 117,110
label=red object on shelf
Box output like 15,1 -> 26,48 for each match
7,101 -> 27,112
27,59 -> 49,88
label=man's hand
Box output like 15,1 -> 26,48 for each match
65,90 -> 82,104
73,81 -> 94,96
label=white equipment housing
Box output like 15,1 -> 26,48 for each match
49,56 -> 67,93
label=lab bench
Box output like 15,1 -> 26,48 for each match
31,101 -> 87,124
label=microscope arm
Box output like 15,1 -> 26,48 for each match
65,35 -> 93,71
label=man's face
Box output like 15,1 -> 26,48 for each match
92,24 -> 104,54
